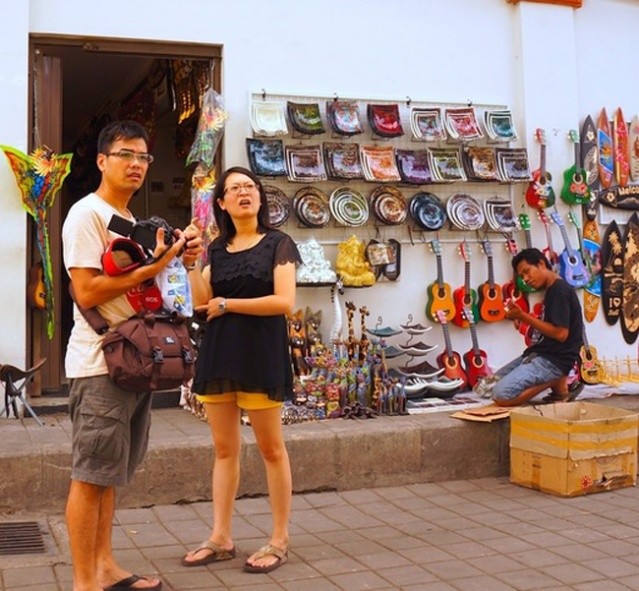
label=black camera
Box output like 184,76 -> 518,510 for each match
108,214 -> 176,253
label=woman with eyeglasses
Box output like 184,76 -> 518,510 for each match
182,166 -> 301,574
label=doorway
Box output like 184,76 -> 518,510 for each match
29,35 -> 222,394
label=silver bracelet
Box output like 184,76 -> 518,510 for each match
184,261 -> 198,271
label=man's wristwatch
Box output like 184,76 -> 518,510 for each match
218,298 -> 227,314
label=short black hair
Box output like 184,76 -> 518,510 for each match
512,247 -> 552,271
97,120 -> 149,154
212,166 -> 272,244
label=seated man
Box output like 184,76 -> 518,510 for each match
488,248 -> 584,406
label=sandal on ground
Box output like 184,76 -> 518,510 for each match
104,574 -> 162,591
181,540 -> 236,567
542,381 -> 584,403
242,543 -> 288,574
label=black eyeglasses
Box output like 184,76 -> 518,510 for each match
105,150 -> 154,164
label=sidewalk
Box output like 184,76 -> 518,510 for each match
3,476 -> 639,590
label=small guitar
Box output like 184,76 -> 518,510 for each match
579,328 -> 604,384
434,309 -> 468,389
501,236 -> 529,314
462,305 -> 492,387
426,239 -> 456,323
516,213 -> 539,293
525,128 -> 555,210
538,210 -> 560,274
478,239 -> 506,322
452,241 -> 479,328
567,210 -> 594,289
561,129 -> 591,205
550,210 -> 590,289
27,261 -> 47,310
523,301 -> 543,346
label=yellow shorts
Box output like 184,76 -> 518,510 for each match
196,391 -> 282,410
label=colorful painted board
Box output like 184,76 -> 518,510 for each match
613,107 -> 630,187
629,115 -> 639,182
601,220 -> 624,326
622,213 -> 639,344
582,218 -> 601,322
597,108 -> 614,190
581,115 -> 600,221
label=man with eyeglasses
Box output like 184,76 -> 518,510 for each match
62,120 -> 203,591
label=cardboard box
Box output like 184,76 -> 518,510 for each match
509,402 -> 638,497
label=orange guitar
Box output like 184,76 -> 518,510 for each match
478,239 -> 506,322
425,238 -> 455,323
525,128 -> 555,210
462,306 -> 492,387
452,241 -> 479,328
27,262 -> 46,310
434,309 -> 468,390
579,328 -> 604,384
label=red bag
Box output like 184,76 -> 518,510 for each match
101,313 -> 195,392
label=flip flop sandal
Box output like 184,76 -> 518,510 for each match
243,543 -> 288,574
181,540 -> 236,567
542,381 -> 584,403
104,575 -> 162,591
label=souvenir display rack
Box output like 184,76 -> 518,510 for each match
248,90 -> 527,248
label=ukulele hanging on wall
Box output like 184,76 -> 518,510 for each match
525,128 -> 555,210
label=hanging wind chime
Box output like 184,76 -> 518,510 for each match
1,145 -> 73,339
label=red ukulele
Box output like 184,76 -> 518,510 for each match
434,309 -> 468,389
452,241 -> 479,328
538,210 -> 560,274
462,305 -> 492,387
525,128 -> 555,210
501,236 -> 530,315
478,239 -> 506,322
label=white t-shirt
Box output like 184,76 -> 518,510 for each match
62,193 -> 137,378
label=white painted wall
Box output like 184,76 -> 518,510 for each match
0,0 -> 637,374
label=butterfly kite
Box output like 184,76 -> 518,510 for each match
1,145 -> 73,339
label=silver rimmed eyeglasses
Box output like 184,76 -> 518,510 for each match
106,150 -> 154,164
224,182 -> 258,195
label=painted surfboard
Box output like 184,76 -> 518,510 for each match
597,108 -> 614,190
582,218 -> 601,323
622,213 -> 639,344
629,114 -> 639,182
581,115 -> 600,221
601,219 -> 624,326
613,107 -> 630,188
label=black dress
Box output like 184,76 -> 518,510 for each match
193,230 -> 301,401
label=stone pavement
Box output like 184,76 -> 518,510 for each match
3,476 -> 639,590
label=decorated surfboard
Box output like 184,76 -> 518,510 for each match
582,217 -> 601,323
622,213 -> 639,344
601,220 -> 624,326
597,108 -> 614,190
581,115 -> 600,221
613,107 -> 630,188
629,114 -> 639,182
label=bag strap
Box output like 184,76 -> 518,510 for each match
68,284 -> 110,335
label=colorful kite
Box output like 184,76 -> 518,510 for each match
1,145 -> 73,338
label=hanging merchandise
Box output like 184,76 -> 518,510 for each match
186,88 -> 229,169
0,145 -> 73,338
191,163 -> 218,263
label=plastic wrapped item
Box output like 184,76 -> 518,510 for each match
156,258 -> 193,318
191,163 -> 219,263
186,88 -> 229,168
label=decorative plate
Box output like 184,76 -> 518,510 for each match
251,100 -> 288,137
397,341 -> 438,356
410,107 -> 447,141
360,145 -> 402,182
446,193 -> 485,231
370,186 -> 408,225
366,325 -> 402,337
367,104 -> 404,138
484,109 -> 518,142
323,142 -> 364,180
246,138 -> 287,177
399,318 -> 432,334
285,144 -> 327,182
326,100 -> 364,136
329,186 -> 369,227
286,101 -> 325,135
396,359 -> 444,379
483,198 -> 517,232
462,146 -> 499,181
444,106 -> 484,141
293,186 -> 331,228
395,149 -> 433,184
495,148 -> 532,182
428,148 -> 467,182
409,192 -> 446,231
263,185 -> 290,227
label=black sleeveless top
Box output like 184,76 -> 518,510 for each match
193,230 -> 301,401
